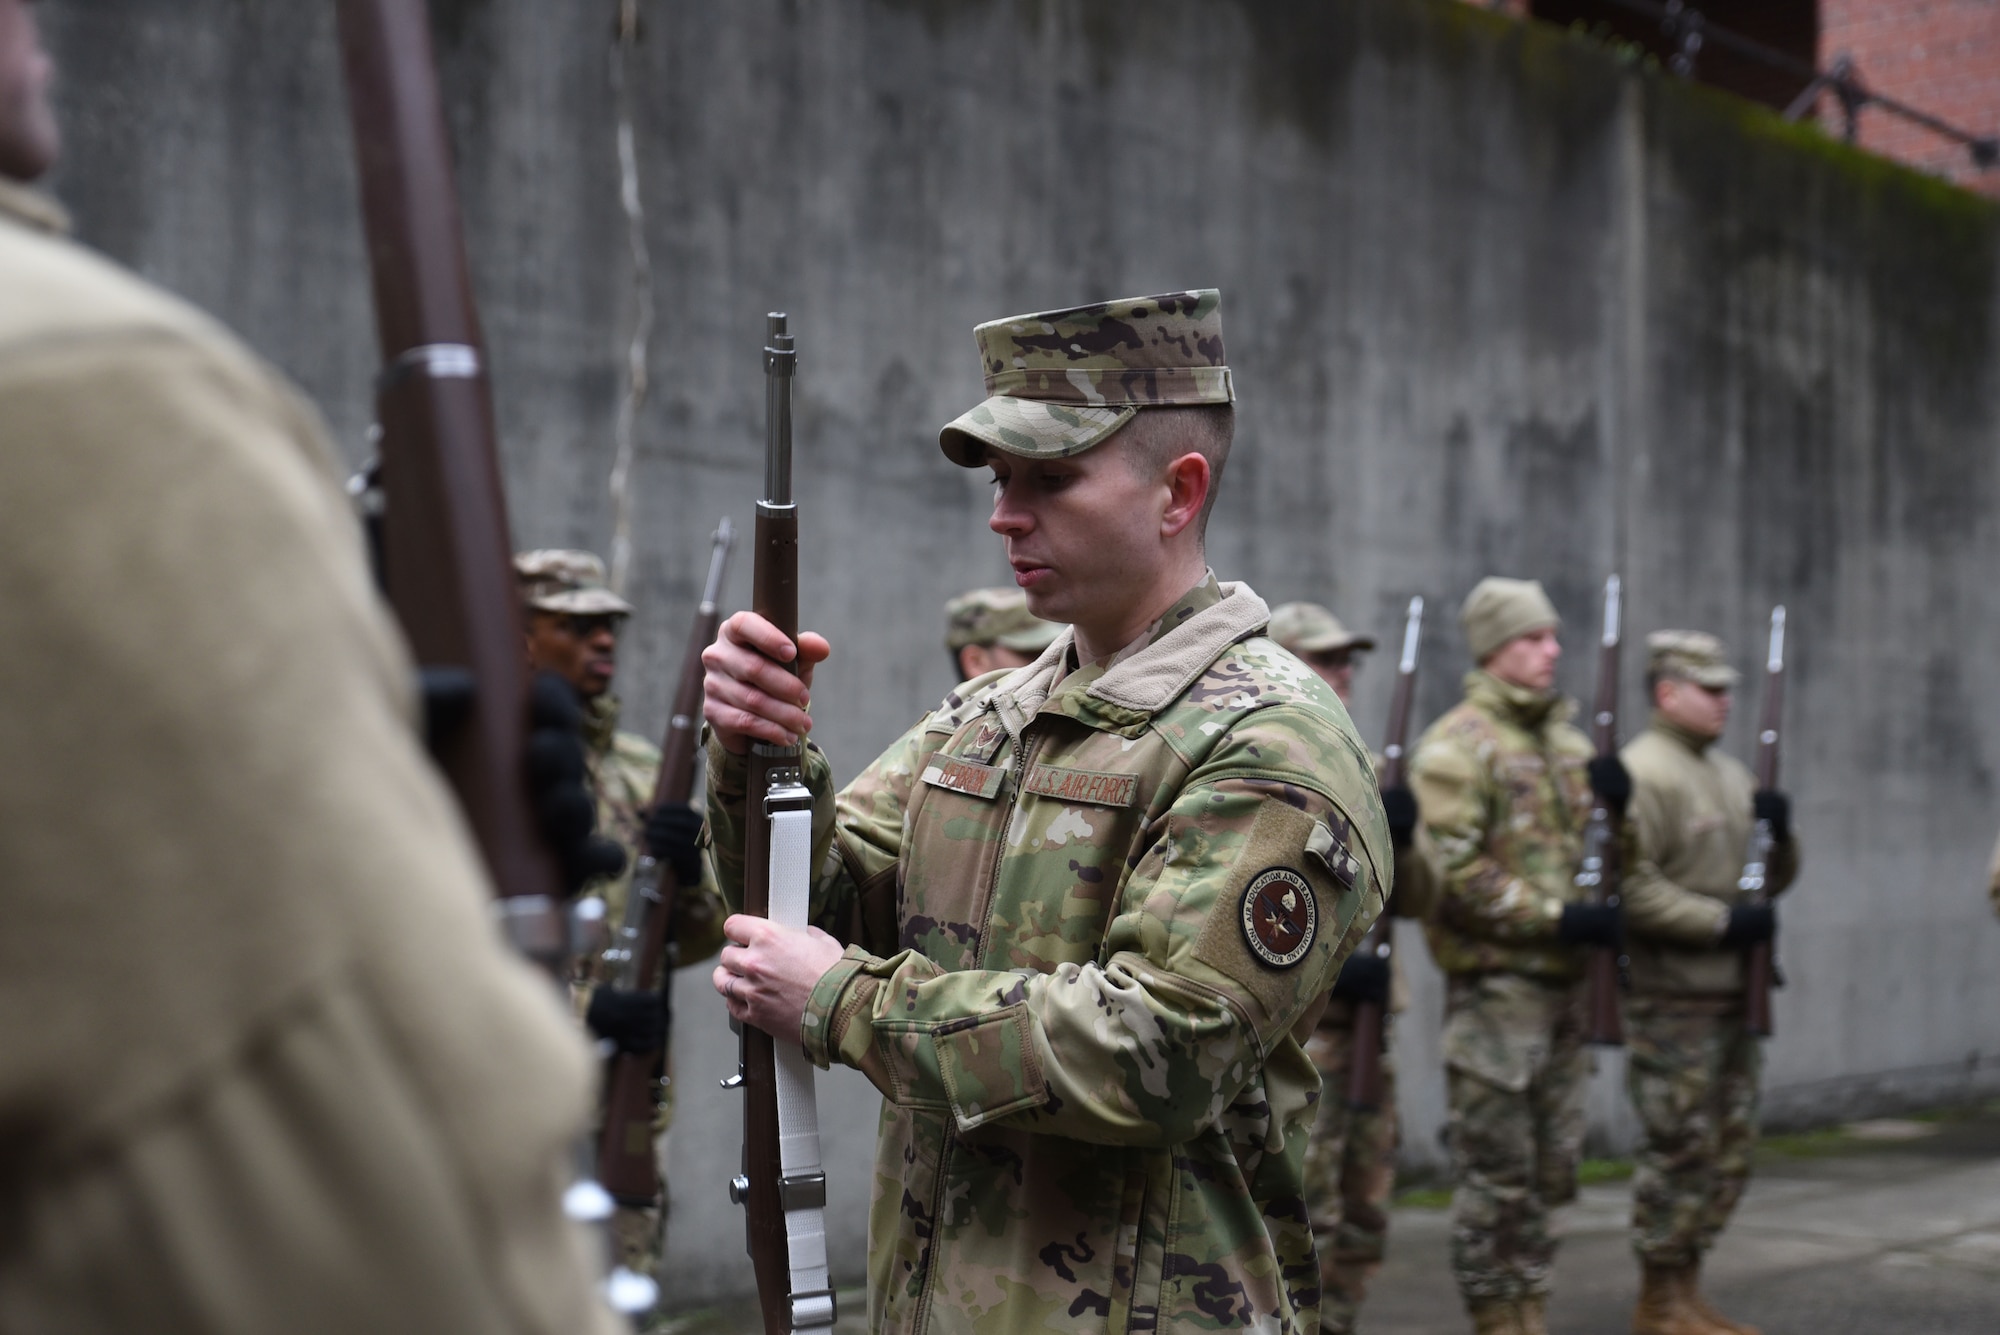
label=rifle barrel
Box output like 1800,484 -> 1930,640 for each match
334,0 -> 565,950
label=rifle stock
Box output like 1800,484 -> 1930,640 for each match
1741,607 -> 1786,1038
597,520 -> 736,1205
333,0 -> 566,960
1347,596 -> 1423,1112
1580,575 -> 1626,1047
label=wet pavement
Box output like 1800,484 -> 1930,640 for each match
653,1107 -> 2000,1335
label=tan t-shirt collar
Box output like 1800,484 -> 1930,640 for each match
0,177 -> 72,237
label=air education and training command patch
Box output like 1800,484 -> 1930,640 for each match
1241,866 -> 1317,969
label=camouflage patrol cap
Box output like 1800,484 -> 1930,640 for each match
514,549 -> 634,617
1647,630 -> 1740,688
943,587 -> 1063,653
1267,602 -> 1377,656
938,290 -> 1236,467
1461,577 -> 1559,662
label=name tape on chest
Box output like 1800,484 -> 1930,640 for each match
1021,763 -> 1141,809
919,756 -> 1007,801
1241,866 -> 1317,969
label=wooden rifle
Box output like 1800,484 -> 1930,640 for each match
596,519 -> 735,1205
1740,606 -> 1786,1037
1346,596 -> 1423,1112
1579,574 -> 1627,1046
333,0 -> 567,966
725,315 -> 834,1332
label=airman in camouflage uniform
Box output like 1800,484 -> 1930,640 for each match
706,292 -> 1389,1335
517,550 -> 728,1281
1271,602 -> 1441,1335
1410,578 -> 1629,1335
944,586 -> 1061,683
1620,632 -> 1799,1335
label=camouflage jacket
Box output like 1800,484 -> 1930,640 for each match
1411,671 -> 1595,982
578,695 -> 726,990
1620,716 -> 1800,996
708,578 -> 1389,1335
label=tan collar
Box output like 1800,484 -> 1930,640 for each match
992,578 -> 1270,725
1463,668 -> 1570,732
582,692 -> 622,757
0,178 -> 72,237
1650,711 -> 1717,755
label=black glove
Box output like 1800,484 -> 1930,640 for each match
1587,755 -> 1632,817
1753,789 -> 1792,844
1557,901 -> 1623,948
1720,903 -> 1776,947
1380,786 -> 1419,851
644,802 -> 706,885
584,986 -> 665,1055
1330,951 -> 1391,1008
526,673 -> 626,894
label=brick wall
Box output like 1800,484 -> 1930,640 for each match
1820,1 -> 2000,190
1468,0 -> 2000,192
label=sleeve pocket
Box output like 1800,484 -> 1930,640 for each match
933,1003 -> 1048,1132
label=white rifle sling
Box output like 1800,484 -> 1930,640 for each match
766,776 -> 835,1329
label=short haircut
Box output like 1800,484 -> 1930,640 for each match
1118,403 -> 1235,541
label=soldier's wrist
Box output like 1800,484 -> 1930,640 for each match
705,733 -> 750,800
801,944 -> 872,1069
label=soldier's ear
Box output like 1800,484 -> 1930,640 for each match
1158,452 -> 1210,540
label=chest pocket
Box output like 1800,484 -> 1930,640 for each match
977,747 -> 1153,974
900,721 -> 1016,971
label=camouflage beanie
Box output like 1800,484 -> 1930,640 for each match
1461,577 -> 1559,663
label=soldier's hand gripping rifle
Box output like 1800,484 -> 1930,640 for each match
1740,607 -> 1786,1038
1346,596 -> 1423,1113
724,316 -> 836,1333
333,0 -> 567,965
1579,575 -> 1628,1047
596,520 -> 735,1206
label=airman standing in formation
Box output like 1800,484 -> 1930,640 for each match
943,586 -> 1061,683
1620,632 -> 1799,1335
515,549 -> 729,1282
704,291 -> 1390,1334
1410,578 -> 1629,1335
0,4 -> 614,1327
1270,602 -> 1439,1335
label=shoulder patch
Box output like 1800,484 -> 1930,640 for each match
1241,866 -> 1317,969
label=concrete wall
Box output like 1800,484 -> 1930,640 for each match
37,0 -> 2000,1304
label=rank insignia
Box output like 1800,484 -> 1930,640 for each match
1240,867 -> 1317,969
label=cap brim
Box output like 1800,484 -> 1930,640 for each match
1294,632 -> 1377,654
528,590 -> 634,617
1686,666 -> 1740,688
939,395 -> 1137,467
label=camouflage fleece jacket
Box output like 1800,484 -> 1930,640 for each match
708,577 -> 1389,1335
578,695 -> 726,991
1410,671 -> 1595,982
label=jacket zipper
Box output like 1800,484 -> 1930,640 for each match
911,713 -> 1041,1335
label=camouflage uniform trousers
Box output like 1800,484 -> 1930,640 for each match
1442,973 -> 1591,1304
1625,996 -> 1761,1267
1303,1008 -> 1399,1334
601,1065 -> 677,1281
